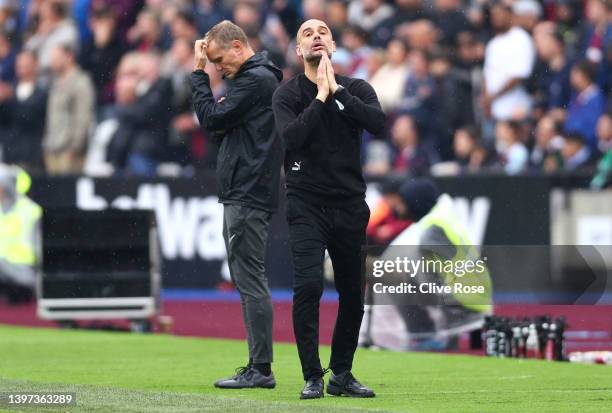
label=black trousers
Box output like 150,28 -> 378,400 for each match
286,195 -> 370,380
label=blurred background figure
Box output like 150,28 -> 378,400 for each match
564,60 -> 605,152
362,178 -> 491,351
0,164 -> 41,306
80,3 -> 127,108
452,125 -> 492,174
347,0 -> 393,32
482,2 -> 535,128
0,28 -> 16,84
495,120 -> 528,175
107,51 -> 172,176
370,38 -> 409,114
591,113 -> 612,189
42,44 -> 94,175
24,0 -> 79,85
391,114 -> 431,177
543,132 -> 594,173
0,50 -> 47,174
530,115 -> 564,170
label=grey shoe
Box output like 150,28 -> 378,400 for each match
300,377 -> 324,399
214,366 -> 276,389
327,371 -> 375,397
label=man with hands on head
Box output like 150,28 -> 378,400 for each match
272,19 -> 385,400
190,20 -> 283,389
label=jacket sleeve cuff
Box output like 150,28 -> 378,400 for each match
333,86 -> 352,104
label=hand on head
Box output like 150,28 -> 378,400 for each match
194,38 -> 208,71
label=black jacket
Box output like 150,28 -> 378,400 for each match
191,52 -> 283,212
0,84 -> 47,166
272,74 -> 385,206
107,78 -> 173,168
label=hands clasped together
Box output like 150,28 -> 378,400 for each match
315,53 -> 340,102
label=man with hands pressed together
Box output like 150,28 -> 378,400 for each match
191,21 -> 283,389
272,19 -> 385,400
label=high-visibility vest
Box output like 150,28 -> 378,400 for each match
419,194 -> 493,313
15,167 -> 32,195
0,196 -> 42,266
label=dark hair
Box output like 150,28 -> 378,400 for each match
572,60 -> 597,83
344,24 -> 369,42
175,8 -> 196,26
564,132 -> 585,144
457,125 -> 481,142
50,0 -> 68,19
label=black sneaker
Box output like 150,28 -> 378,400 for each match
300,377 -> 324,399
327,371 -> 375,398
214,366 -> 276,389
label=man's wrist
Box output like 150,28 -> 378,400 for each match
316,93 -> 328,102
331,84 -> 344,95
194,60 -> 207,71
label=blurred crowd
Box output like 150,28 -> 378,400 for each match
0,0 -> 610,186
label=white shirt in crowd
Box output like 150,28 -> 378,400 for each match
484,26 -> 535,120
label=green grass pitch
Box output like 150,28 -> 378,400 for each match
1,324 -> 611,412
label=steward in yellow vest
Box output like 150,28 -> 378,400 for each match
0,164 -> 42,305
374,178 -> 492,350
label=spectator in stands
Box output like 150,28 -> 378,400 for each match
453,125 -> 492,174
591,113 -> 612,189
347,0 -> 393,32
399,19 -> 438,53
341,25 -> 371,80
445,31 -> 484,130
0,1 -> 18,40
108,52 -> 172,175
391,114 -> 431,176
370,0 -> 431,47
576,0 -> 612,95
193,0 -> 226,35
325,0 -> 348,37
0,29 -> 15,84
366,179 -> 411,246
531,25 -> 573,118
43,44 -> 94,175
370,38 -> 409,113
80,4 -> 127,107
432,0 -> 470,48
482,2 -> 535,124
363,139 -> 392,177
161,36 -> 199,165
512,0 -> 542,34
0,50 -> 47,174
90,0 -> 142,42
398,48 -> 434,129
564,60 -> 606,151
127,7 -> 162,52
232,1 -> 285,69
495,120 -> 528,175
170,8 -> 198,43
531,115 -> 564,169
558,133 -> 594,172
24,0 -> 79,84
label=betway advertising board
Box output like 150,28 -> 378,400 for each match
29,175 -> 550,288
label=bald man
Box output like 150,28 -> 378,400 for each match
272,19 -> 385,399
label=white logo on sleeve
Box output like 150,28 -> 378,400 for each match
292,161 -> 301,171
335,100 -> 344,111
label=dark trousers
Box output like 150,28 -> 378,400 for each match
286,195 -> 370,380
223,204 -> 274,364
